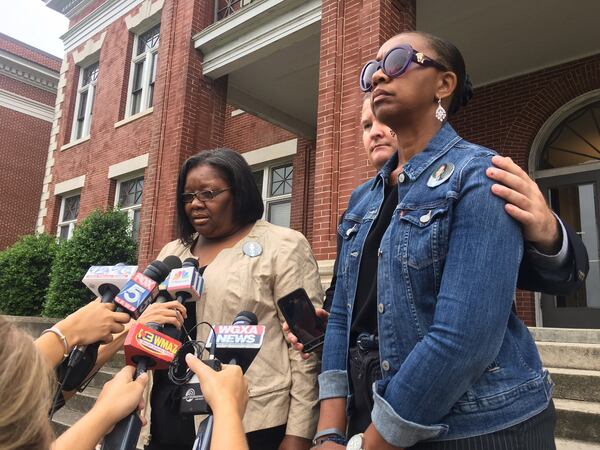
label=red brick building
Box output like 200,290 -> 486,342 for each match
0,33 -> 60,250
41,0 -> 599,329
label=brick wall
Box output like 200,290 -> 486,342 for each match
223,106 -> 295,152
0,102 -> 53,249
0,33 -> 61,72
312,0 -> 416,261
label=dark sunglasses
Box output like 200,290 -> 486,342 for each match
181,187 -> 231,203
359,44 -> 447,92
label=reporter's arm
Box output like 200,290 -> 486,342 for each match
52,366 -> 148,450
185,354 -> 249,450
36,300 -> 130,368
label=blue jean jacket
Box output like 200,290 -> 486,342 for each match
319,123 -> 553,447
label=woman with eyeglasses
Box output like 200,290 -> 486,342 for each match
142,148 -> 322,450
314,32 -> 556,450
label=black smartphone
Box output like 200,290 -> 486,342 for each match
277,288 -> 326,353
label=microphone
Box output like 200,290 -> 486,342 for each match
160,257 -> 203,340
113,260 -> 171,319
181,311 -> 264,416
102,260 -> 182,450
61,263 -> 137,391
153,255 -> 182,304
190,311 -> 264,450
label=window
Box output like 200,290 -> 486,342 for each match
253,162 -> 293,227
57,194 -> 80,241
116,176 -> 144,240
127,24 -> 160,116
72,62 -> 99,140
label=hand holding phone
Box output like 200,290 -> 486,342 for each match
277,288 -> 326,353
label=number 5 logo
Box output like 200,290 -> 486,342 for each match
124,283 -> 146,305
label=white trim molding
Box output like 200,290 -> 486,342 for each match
193,0 -> 321,79
108,153 -> 149,179
45,0 -> 91,19
242,139 -> 297,166
0,49 -> 59,93
0,89 -> 55,122
54,175 -> 86,195
125,0 -> 164,33
59,0 -> 146,53
72,32 -> 106,66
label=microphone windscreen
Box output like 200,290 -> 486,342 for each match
182,257 -> 199,269
233,311 -> 258,325
143,260 -> 170,283
163,255 -> 183,271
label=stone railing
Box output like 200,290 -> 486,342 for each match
214,0 -> 257,22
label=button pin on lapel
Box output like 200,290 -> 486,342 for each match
420,210 -> 432,224
242,241 -> 262,257
346,224 -> 359,237
427,162 -> 455,188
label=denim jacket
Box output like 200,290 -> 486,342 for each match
319,123 -> 553,447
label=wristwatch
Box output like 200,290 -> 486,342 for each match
346,433 -> 365,450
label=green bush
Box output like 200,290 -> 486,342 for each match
43,209 -> 137,318
0,234 -> 57,316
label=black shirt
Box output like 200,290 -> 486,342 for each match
350,184 -> 399,342
148,267 -> 205,450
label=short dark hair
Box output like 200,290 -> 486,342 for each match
408,31 -> 474,115
176,148 -> 264,246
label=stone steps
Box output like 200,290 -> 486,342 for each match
555,399 -> 600,443
556,438 -> 600,449
537,342 -> 600,371
549,367 -> 600,403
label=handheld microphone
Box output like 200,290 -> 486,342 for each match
101,260 -> 174,450
113,260 -> 171,319
153,255 -> 182,304
62,263 -> 137,391
181,311 -> 264,416
190,311 -> 264,450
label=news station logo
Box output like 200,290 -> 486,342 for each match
84,265 -> 137,279
114,273 -> 158,315
170,268 -> 192,282
206,325 -> 266,349
135,326 -> 181,358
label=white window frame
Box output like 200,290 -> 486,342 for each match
125,24 -> 160,117
71,61 -> 99,141
253,159 -> 293,227
115,173 -> 144,240
57,193 -> 81,241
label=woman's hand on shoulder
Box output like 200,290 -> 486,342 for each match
487,155 -> 560,253
137,300 -> 187,329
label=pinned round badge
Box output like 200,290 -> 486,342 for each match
427,162 -> 455,188
242,241 -> 263,257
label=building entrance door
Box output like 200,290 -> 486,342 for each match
538,171 -> 600,328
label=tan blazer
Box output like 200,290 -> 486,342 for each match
141,220 -> 322,444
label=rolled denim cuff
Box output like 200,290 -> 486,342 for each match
318,370 -> 348,400
371,383 -> 448,447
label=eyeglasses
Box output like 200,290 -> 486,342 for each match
181,188 -> 231,203
359,44 -> 447,92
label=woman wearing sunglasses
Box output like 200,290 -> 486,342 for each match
142,149 -> 323,450
315,32 -> 556,450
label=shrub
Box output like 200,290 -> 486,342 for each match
0,234 -> 57,316
43,209 -> 137,318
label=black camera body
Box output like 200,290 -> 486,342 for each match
179,359 -> 222,415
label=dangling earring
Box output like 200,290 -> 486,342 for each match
435,97 -> 447,122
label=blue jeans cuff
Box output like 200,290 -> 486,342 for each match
318,370 -> 349,400
371,383 -> 448,447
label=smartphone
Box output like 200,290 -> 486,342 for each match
277,288 -> 326,353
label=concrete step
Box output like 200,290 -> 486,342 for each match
550,367 -> 600,403
106,350 -> 126,369
86,366 -> 119,389
537,342 -> 600,371
530,327 -> 600,344
51,406 -> 145,449
67,386 -> 102,414
555,398 -> 600,443
556,438 -> 600,449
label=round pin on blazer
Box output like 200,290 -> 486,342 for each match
427,162 -> 455,188
243,241 -> 263,257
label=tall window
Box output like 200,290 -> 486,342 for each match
116,176 -> 144,240
253,162 -> 293,227
57,194 -> 80,241
72,62 -> 99,140
128,24 -> 160,116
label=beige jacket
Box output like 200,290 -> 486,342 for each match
140,220 -> 323,444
